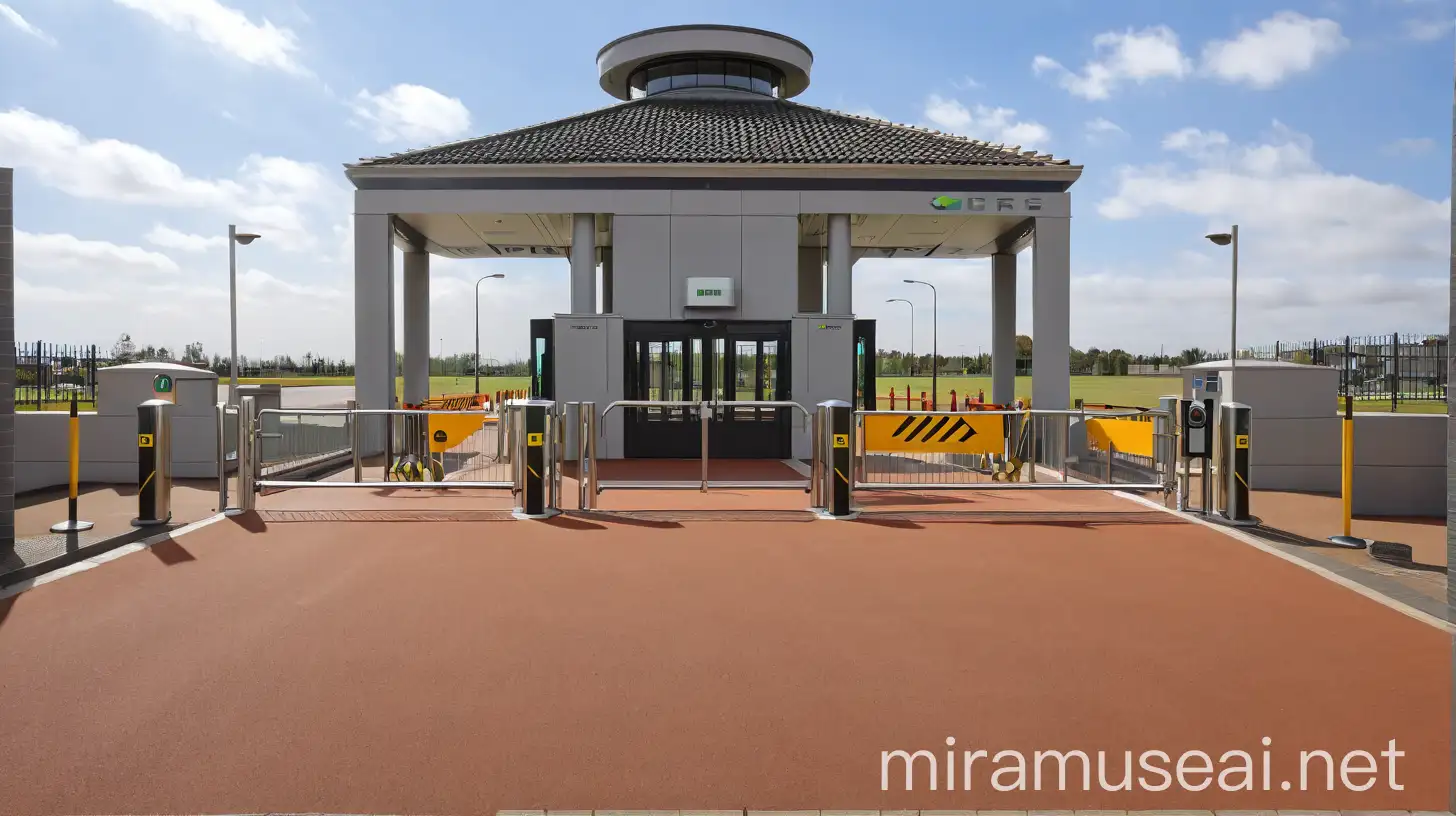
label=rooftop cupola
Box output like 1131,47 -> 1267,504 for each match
596,24 -> 814,101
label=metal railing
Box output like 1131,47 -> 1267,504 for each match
253,407 -> 512,491
598,399 -> 811,493
852,407 -> 1175,493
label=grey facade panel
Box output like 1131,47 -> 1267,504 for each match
670,215 -> 741,321
739,216 -> 798,322
612,215 -> 672,320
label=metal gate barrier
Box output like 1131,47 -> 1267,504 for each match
587,400 -> 812,502
851,407 -> 1177,495
231,398 -> 556,514
230,397 -> 1176,516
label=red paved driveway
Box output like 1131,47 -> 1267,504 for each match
0,509 -> 1446,815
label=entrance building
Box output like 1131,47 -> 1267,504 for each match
346,24 -> 1082,460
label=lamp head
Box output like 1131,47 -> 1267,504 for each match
1205,233 -> 1233,246
234,232 -> 261,246
488,273 -> 505,279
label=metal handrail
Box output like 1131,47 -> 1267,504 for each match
858,408 -> 1171,419
595,398 -> 813,493
601,399 -> 812,419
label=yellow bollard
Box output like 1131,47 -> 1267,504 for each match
1329,394 -> 1370,549
49,392 -> 94,533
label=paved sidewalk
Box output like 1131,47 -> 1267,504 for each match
2,479 -> 220,585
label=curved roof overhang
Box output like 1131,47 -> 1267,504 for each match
596,25 -> 814,100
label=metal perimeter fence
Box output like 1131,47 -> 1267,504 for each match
1240,333 -> 1447,407
13,342 -> 362,410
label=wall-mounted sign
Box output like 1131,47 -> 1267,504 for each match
685,277 -> 735,308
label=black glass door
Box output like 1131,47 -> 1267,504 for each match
709,326 -> 790,459
623,321 -> 790,459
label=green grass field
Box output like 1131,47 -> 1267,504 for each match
880,375 -> 1446,413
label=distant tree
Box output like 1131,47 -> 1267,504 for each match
111,333 -> 137,362
183,341 -> 206,363
1014,334 -> 1033,357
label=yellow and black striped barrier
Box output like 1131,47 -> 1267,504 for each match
48,392 -> 94,533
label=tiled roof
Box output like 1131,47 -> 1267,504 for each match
355,95 -> 1071,168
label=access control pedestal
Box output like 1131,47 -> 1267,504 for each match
132,399 -> 173,527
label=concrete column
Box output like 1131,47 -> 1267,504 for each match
1032,217 -> 1071,466
402,248 -> 430,405
570,213 -> 596,314
354,213 -> 395,453
796,246 -> 823,313
825,213 -> 852,315
991,253 -> 1017,405
0,168 -> 13,546
600,247 -> 614,314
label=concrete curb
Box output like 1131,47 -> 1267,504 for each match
0,513 -> 227,600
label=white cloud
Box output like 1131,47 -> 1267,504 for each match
351,84 -> 472,145
145,224 -> 228,252
1201,12 -> 1348,88
1404,17 -> 1454,40
1383,136 -> 1438,156
1096,121 -> 1449,326
0,3 -> 55,45
111,0 -> 305,74
15,230 -> 179,275
0,108 -> 345,251
1085,118 -> 1126,140
1032,26 -> 1192,100
923,95 -> 1050,150
1161,126 -> 1232,158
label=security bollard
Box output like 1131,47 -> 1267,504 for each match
50,392 -> 94,533
815,400 -> 857,519
132,398 -> 173,527
237,396 -> 257,511
1218,402 -> 1257,525
512,399 -> 559,519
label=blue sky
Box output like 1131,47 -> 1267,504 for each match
0,0 -> 1451,362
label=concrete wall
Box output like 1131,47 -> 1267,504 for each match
1352,413 -> 1444,517
0,168 -> 13,545
552,315 -> 624,460
1185,366 -> 1345,492
16,363 -> 220,494
790,315 -> 853,458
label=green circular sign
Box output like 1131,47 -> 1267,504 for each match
153,374 -> 173,393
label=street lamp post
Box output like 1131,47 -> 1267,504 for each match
1206,226 -> 1239,371
474,273 -> 507,395
886,298 -> 914,378
904,280 -> 938,409
227,225 -> 261,406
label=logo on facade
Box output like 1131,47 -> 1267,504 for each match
569,324 -> 599,330
816,324 -> 842,330
696,288 -> 723,297
930,196 -> 962,211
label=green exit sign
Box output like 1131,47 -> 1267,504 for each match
152,374 -> 173,393
696,288 -> 722,297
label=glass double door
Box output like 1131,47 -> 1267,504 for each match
624,321 -> 791,459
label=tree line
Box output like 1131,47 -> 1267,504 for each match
878,336 -> 1217,377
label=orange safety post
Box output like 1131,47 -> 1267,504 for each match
950,390 -> 958,411
978,389 -> 985,404
889,387 -> 896,409
920,391 -> 928,411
